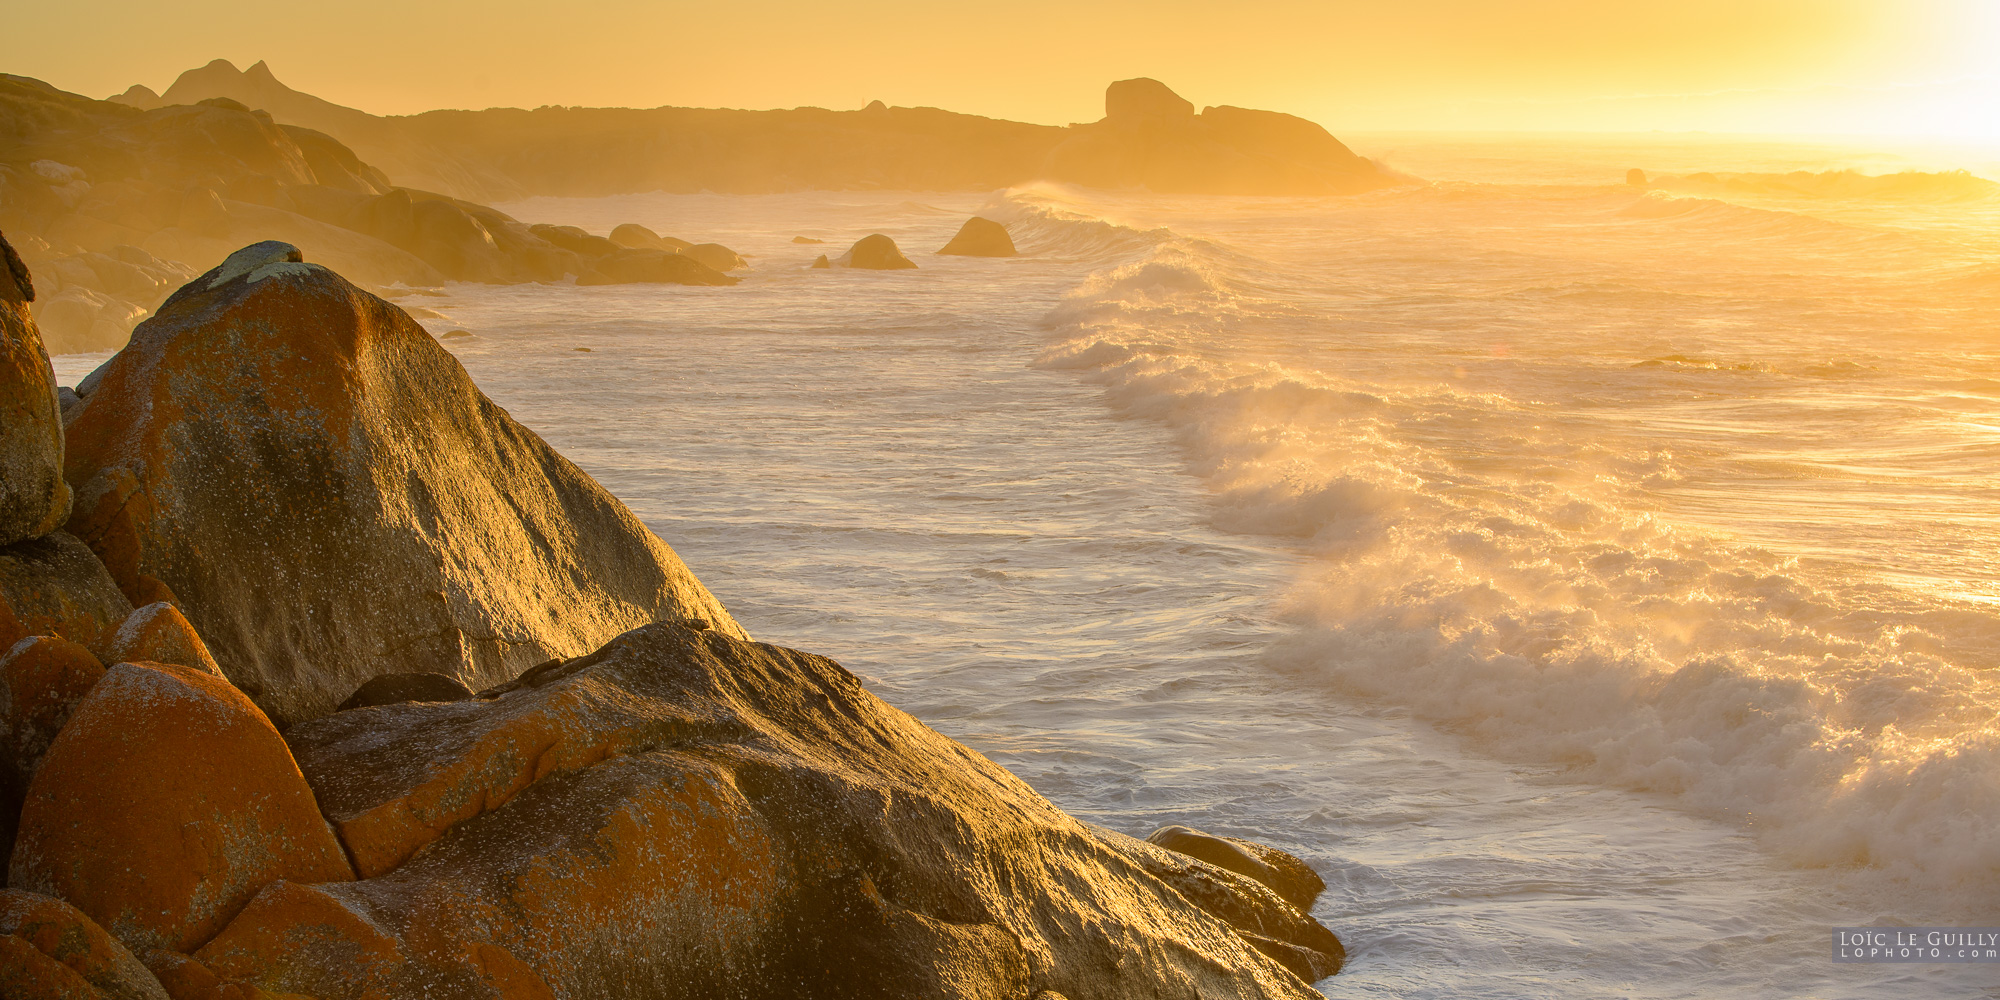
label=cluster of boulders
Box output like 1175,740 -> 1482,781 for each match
0,234 -> 1344,997
0,75 -> 749,354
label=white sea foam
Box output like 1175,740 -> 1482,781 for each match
1021,179 -> 2000,916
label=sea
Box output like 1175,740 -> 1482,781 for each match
53,133 -> 2000,998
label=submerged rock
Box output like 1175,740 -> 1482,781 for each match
247,622 -> 1334,998
62,243 -> 742,721
9,661 -> 354,956
833,233 -> 917,270
937,216 -> 1017,257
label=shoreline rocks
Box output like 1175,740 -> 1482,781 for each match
0,232 -> 1349,995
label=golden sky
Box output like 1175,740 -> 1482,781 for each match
7,0 -> 1998,138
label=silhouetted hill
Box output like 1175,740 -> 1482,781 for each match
126,60 -> 1401,201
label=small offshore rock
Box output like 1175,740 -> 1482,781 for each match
833,234 -> 917,270
938,216 -> 1017,257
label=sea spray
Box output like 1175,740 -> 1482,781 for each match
1021,183 -> 2000,916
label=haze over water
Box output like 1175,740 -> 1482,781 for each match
53,133 -> 2000,997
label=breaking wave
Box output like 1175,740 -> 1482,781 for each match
1015,182 -> 2000,915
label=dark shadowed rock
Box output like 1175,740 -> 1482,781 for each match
833,233 -> 917,270
578,248 -> 737,286
791,235 -> 825,244
9,661 -> 354,956
337,672 -> 474,711
937,216 -> 1017,257
0,231 -> 69,548
0,889 -> 169,1000
61,242 -> 743,721
0,532 -> 135,659
810,254 -> 831,268
244,622 -> 1333,998
0,635 -> 104,870
1146,824 -> 1328,911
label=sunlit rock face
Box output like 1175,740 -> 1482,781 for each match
251,621 -> 1332,1000
8,660 -> 354,955
61,242 -> 743,723
0,235 -> 69,547
1044,79 -> 1400,195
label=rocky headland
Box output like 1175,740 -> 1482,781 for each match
0,76 -> 742,355
0,233 -> 1348,997
3,62 -> 1402,356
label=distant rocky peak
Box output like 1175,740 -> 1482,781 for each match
1105,78 -> 1195,122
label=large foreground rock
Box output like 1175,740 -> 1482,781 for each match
234,622 -> 1336,999
0,232 -> 69,547
62,243 -> 742,721
0,889 -> 169,1000
9,661 -> 353,955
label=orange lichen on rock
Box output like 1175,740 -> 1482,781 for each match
62,242 -> 742,722
0,636 -> 105,773
266,622 -> 1336,999
7,661 -> 354,956
0,888 -> 169,1000
0,232 -> 72,549
146,937 -> 330,1000
0,635 -> 106,863
0,532 -> 135,658
103,602 -> 222,677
